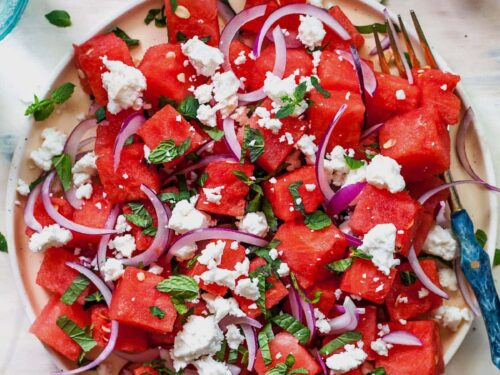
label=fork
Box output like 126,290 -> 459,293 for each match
372,9 -> 500,368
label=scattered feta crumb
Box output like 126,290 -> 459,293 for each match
30,128 -> 67,171
276,262 -> 290,277
305,183 -> 317,192
72,152 -> 97,189
371,339 -> 393,357
168,196 -> 212,234
181,36 -> 224,77
234,278 -> 260,301
268,248 -> 279,260
359,223 -> 400,275
194,84 -> 214,104
101,258 -> 125,282
28,224 -> 73,252
108,234 -> 136,258
16,178 -> 30,196
212,71 -> 240,118
438,268 -> 458,291
115,215 -> 132,234
433,305 -> 473,331
297,15 -> 326,49
325,343 -> 367,374
198,240 -> 226,270
238,212 -> 269,237
225,324 -> 245,350
296,134 -> 318,164
202,294 -> 245,322
203,186 -> 225,205
314,308 -> 331,334
422,225 -> 458,261
418,288 -> 430,299
148,263 -> 164,275
395,89 -> 406,100
365,155 -> 405,193
254,106 -> 283,134
234,50 -> 247,65
75,183 -> 93,200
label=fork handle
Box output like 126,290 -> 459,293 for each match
451,209 -> 500,369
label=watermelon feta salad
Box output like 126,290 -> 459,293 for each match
17,1 -> 487,374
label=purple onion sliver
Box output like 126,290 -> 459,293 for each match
336,49 -> 377,97
383,9 -> 413,84
96,205 -> 120,274
241,324 -> 257,371
312,348 -> 328,375
223,117 -> 242,160
343,233 -> 362,247
299,297 -> 316,342
454,258 -> 482,316
408,245 -> 449,299
327,182 -> 366,217
266,28 -> 301,49
288,284 -> 303,323
115,347 -> 162,363
24,183 -> 43,232
418,180 -> 485,205
64,119 -> 98,163
382,330 -> 423,346
113,113 -> 146,171
369,35 -> 390,56
360,123 -> 384,140
219,316 -> 263,330
217,0 -> 235,24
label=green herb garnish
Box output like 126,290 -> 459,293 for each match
310,76 -> 330,98
56,315 -> 97,353
111,27 -> 139,47
45,10 -> 71,27
61,275 -> 90,305
149,306 -> 166,320
52,153 -> 72,191
272,313 -> 311,344
25,82 -> 75,121
149,138 -> 191,164
304,210 -> 332,231
319,331 -> 362,356
275,81 -> 308,119
344,155 -> 365,170
288,181 -> 305,215
241,125 -> 265,163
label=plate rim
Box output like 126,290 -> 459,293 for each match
5,0 -> 498,371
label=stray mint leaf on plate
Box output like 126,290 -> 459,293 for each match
0,232 -> 7,253
111,27 -> 140,47
25,82 -> 75,121
45,10 -> 71,28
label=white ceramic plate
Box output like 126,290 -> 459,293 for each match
6,0 -> 498,373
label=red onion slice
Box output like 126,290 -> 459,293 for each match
383,9 -> 413,84
288,283 -> 303,323
115,347 -> 162,363
217,0 -> 235,24
223,118 -> 242,160
344,233 -> 362,247
326,297 -> 359,335
408,245 -> 449,299
315,104 -> 348,202
369,35 -> 390,56
456,108 -> 500,192
382,330 -> 423,346
326,182 -> 366,217
196,140 -> 216,156
113,113 -> 146,171
241,324 -> 257,371
53,262 -> 118,375
312,348 -> 328,375
454,258 -> 482,316
418,180 -> 485,205
121,185 -> 172,267
24,183 -> 43,232
253,4 -> 350,58
360,122 -> 384,140
335,49 -> 377,97
298,297 -> 316,342
96,205 -> 120,273
220,316 -> 263,330
266,28 -> 301,49
167,228 -> 268,263
42,172 -> 118,235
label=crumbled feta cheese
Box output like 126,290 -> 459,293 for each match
30,128 -> 67,171
171,315 -> 224,370
234,50 -> 247,65
198,240 -> 226,269
72,151 -> 97,188
339,221 -> 353,236
269,177 -> 277,184
197,104 -> 219,127
17,178 -> 30,196
323,145 -> 363,186
75,183 -> 93,200
370,339 -> 393,357
422,225 -> 458,261
325,343 -> 367,374
115,215 -> 132,233
395,89 -> 406,100
28,224 -> 73,252
297,15 -> 326,49
101,258 -> 125,282
279,132 -> 294,145
398,295 -> 409,304
254,106 -> 283,134
359,224 -> 400,275
193,356 -> 231,375
212,71 -> 240,118
334,289 -> 343,299
101,57 -> 147,114
181,37 -> 224,77
305,183 -> 317,192
418,288 -> 430,299
234,278 -> 260,301
440,84 -> 448,91
201,294 -> 246,322
194,84 -> 214,104
314,308 -> 331,334
148,263 -> 164,275
108,234 -> 136,258
143,145 -> 151,161
168,196 -> 212,234
365,155 -> 405,193
296,134 -> 318,164
263,72 -> 306,116
238,212 -> 269,237
269,248 -> 279,260
230,241 -> 239,250
438,268 -> 458,291
173,243 -> 198,261
377,323 -> 391,337
225,324 -> 245,350
203,186 -> 225,205
276,262 -> 290,277
311,50 -> 322,74
433,305 -> 473,331
200,266 -> 244,289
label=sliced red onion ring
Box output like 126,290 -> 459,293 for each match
456,108 -> 500,192
315,104 -> 348,202
253,4 -> 350,58
360,122 -> 384,140
42,172 -> 118,235
418,180 -> 486,205
298,297 -> 316,342
113,113 -> 146,171
223,118 -> 242,160
53,262 -> 118,375
383,9 -> 413,84
266,27 -> 301,49
408,245 -> 448,299
238,26 -> 287,103
121,185 -> 172,267
220,5 -> 267,72
369,35 -> 390,56
312,348 -> 328,375
196,140 -> 215,156
333,304 -> 366,315
326,182 -> 366,216
382,330 -> 423,346
241,324 -> 257,371
167,228 -> 268,263
326,297 -> 359,335
24,183 -> 43,232
288,282 -> 303,323
344,233 -> 362,247
454,258 -> 482,316
217,0 -> 236,24
115,347 -> 162,363
219,315 -> 263,330
96,205 -> 120,275
334,48 -> 377,98
78,136 -> 96,150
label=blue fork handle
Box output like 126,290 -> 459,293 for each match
451,209 -> 500,369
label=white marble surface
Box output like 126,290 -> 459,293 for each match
0,0 -> 499,374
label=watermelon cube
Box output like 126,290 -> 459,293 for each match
196,160 -> 254,217
74,33 -> 133,106
379,105 -> 450,181
275,219 -> 348,289
306,279 -> 339,315
317,51 -> 360,92
340,258 -> 397,304
349,185 -> 423,256
375,321 -> 444,375
255,332 -> 322,375
29,296 -> 91,361
324,6 -> 365,50
229,40 -> 255,84
109,267 -> 177,334
263,166 -> 324,222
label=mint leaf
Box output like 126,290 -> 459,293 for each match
258,325 -> 273,366
145,6 -> 166,27
344,155 -> 365,170
196,172 -> 209,187
124,202 -> 153,228
288,181 -> 305,215
176,31 -> 188,42
368,367 -> 387,375
241,125 -> 265,163
84,291 -> 104,303
262,198 -> 278,233
149,138 -> 191,164
475,229 -> 487,248
52,153 -> 72,191
293,81 -> 308,102
95,107 -> 106,123
400,270 -> 417,286
150,306 -> 166,319
319,331 -> 362,356
45,10 -> 71,27
51,83 -> 76,104
351,248 -> 372,260
355,23 -> 387,34
25,83 -> 75,121
169,0 -> 178,12
177,96 -> 199,120
289,272 -> 321,303
232,170 -> 263,195
272,313 -> 311,344
111,27 -> 139,47
275,104 -> 295,119
200,124 -> 225,141
305,211 -> 332,230
495,249 -> 500,267
310,76 -> 330,98
145,8 -> 161,24
60,275 -> 90,305
0,232 -> 7,253
156,275 -> 199,301
327,258 -> 353,273
56,315 -> 97,353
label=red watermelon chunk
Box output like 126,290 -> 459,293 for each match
164,0 -> 220,46
317,50 -> 360,92
29,296 -> 91,361
255,332 -> 322,375
340,258 -> 397,304
109,267 -> 177,334
36,248 -> 90,304
366,73 -> 420,125
139,44 -> 204,104
26,195 -> 74,237
263,166 -> 325,222
324,6 -> 365,51
308,90 -> 365,150
196,160 -> 254,217
385,260 -> 443,321
379,105 -> 450,182
74,33 -> 133,106
134,367 -> 159,375
306,279 -> 339,315
229,40 -> 256,86
275,219 -> 348,289
136,104 -> 207,169
375,321 -> 444,375
240,0 -> 278,33
349,185 -> 423,256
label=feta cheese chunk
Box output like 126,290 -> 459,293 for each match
202,294 -> 246,322
72,151 -> 97,188
366,155 -> 405,193
237,212 -> 269,237
296,134 -> 318,165
212,71 -> 240,118
17,178 -> 30,196
115,215 -> 132,234
75,183 -> 93,200
194,83 -> 214,104
168,196 -> 212,234
172,315 -> 224,370
370,339 -> 393,357
433,305 -> 473,331
314,308 -> 331,334
234,278 -> 260,301
101,258 -> 125,282
325,343 -> 367,374
225,324 -> 245,350
200,258 -> 250,289
181,37 -> 224,77
173,243 -> 199,261
28,224 -> 73,252
193,356 -> 231,375
263,72 -> 296,106
276,262 -> 290,277
101,57 -> 147,114
438,268 -> 458,291
198,240 -> 226,269
422,225 -> 458,261
197,104 -> 219,128
255,106 -> 283,134
359,223 -> 400,275
30,128 -> 67,171
203,186 -> 224,205
297,15 -> 326,49
108,234 -> 136,258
